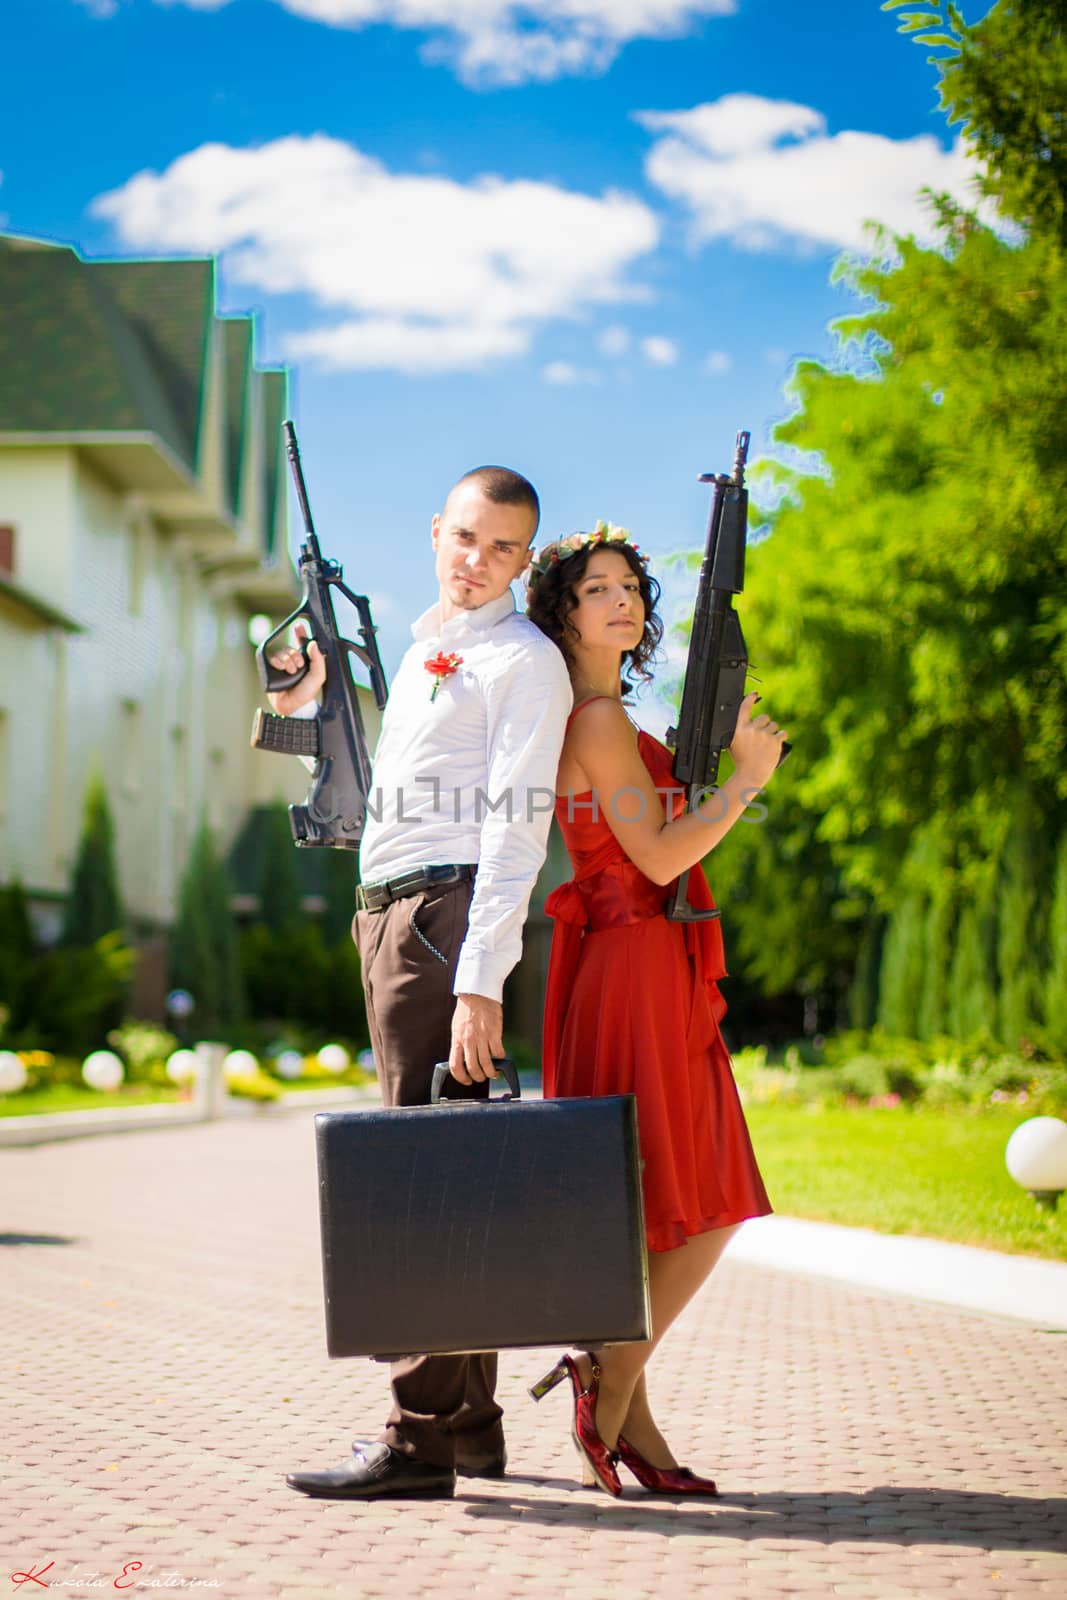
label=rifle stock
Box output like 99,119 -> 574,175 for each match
250,422 -> 388,851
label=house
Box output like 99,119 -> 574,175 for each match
0,231 -> 381,1014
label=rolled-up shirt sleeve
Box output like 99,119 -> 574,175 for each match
452,641 -> 572,1002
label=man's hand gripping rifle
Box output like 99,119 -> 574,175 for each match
250,422 -> 388,850
664,429 -> 791,921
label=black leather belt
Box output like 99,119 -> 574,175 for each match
356,863 -> 476,913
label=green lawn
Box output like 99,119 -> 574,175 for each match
0,1082 -> 184,1117
745,1102 -> 1067,1261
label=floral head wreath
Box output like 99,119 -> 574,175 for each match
526,520 -> 650,589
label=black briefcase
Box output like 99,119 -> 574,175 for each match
315,1061 -> 649,1358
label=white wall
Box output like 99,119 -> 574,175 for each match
0,448 -> 312,927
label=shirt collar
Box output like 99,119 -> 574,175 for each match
411,588 -> 518,644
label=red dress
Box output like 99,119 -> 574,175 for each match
542,701 -> 772,1252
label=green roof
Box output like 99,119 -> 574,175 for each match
0,237 -> 193,463
261,370 -> 286,560
96,258 -> 214,469
0,233 -> 290,559
222,317 -> 253,517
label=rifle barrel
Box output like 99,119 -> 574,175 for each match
283,419 -> 321,558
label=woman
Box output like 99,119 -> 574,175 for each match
525,523 -> 786,1498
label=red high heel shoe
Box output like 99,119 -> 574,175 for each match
616,1435 -> 719,1498
529,1355 -> 622,1497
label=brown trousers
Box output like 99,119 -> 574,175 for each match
353,878 -> 504,1468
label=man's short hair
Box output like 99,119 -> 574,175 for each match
451,465 -> 540,537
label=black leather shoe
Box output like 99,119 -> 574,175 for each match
456,1447 -> 507,1479
286,1442 -> 455,1500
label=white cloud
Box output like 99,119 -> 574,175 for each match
91,135 -> 658,374
637,92 -> 987,253
641,335 -> 678,366
130,0 -> 736,85
598,323 -> 630,357
641,95 -> 823,160
541,360 -> 599,385
290,318 -> 527,374
703,349 -> 731,375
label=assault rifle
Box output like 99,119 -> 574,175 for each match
664,429 -> 791,921
250,421 -> 388,850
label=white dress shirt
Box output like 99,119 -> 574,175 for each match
357,589 -> 572,1003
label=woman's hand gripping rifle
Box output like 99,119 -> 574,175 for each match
250,422 -> 389,850
664,429 -> 792,920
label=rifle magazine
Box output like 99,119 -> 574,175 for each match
250,709 -> 321,758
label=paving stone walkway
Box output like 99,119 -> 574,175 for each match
2,1114 -> 1064,1599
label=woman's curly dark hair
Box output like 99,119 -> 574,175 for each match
525,536 -> 663,693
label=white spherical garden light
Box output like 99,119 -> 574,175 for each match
1005,1116 -> 1067,1208
317,1043 -> 350,1074
223,1049 -> 260,1082
275,1050 -> 306,1081
165,1048 -> 200,1085
0,1051 -> 27,1094
82,1050 -> 125,1091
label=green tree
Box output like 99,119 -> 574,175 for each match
240,920 -> 331,1030
257,804 -> 304,934
696,785 -> 863,1024
995,786 -> 1050,1046
734,160 -> 1066,1041
1046,827 -> 1067,1053
918,851 -> 956,1040
170,820 -> 245,1032
750,206 -> 1067,890
948,879 -> 998,1040
322,847 -> 359,946
848,915 -> 886,1031
669,0 -> 1067,1043
886,0 -> 1067,243
10,935 -> 134,1056
0,880 -> 34,1031
62,774 -> 124,946
877,833 -> 940,1037
323,937 -> 370,1047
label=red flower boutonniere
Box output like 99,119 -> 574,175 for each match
424,650 -> 463,702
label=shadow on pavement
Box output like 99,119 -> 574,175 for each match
0,1232 -> 77,1246
460,1486 -> 1067,1551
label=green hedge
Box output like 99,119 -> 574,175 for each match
732,1028 -> 1067,1115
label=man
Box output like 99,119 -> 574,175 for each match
274,465 -> 571,1500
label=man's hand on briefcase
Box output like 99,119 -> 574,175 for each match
448,994 -> 503,1084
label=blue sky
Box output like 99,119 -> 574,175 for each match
4,0 -> 985,699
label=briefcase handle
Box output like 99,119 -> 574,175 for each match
430,1057 -> 521,1104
